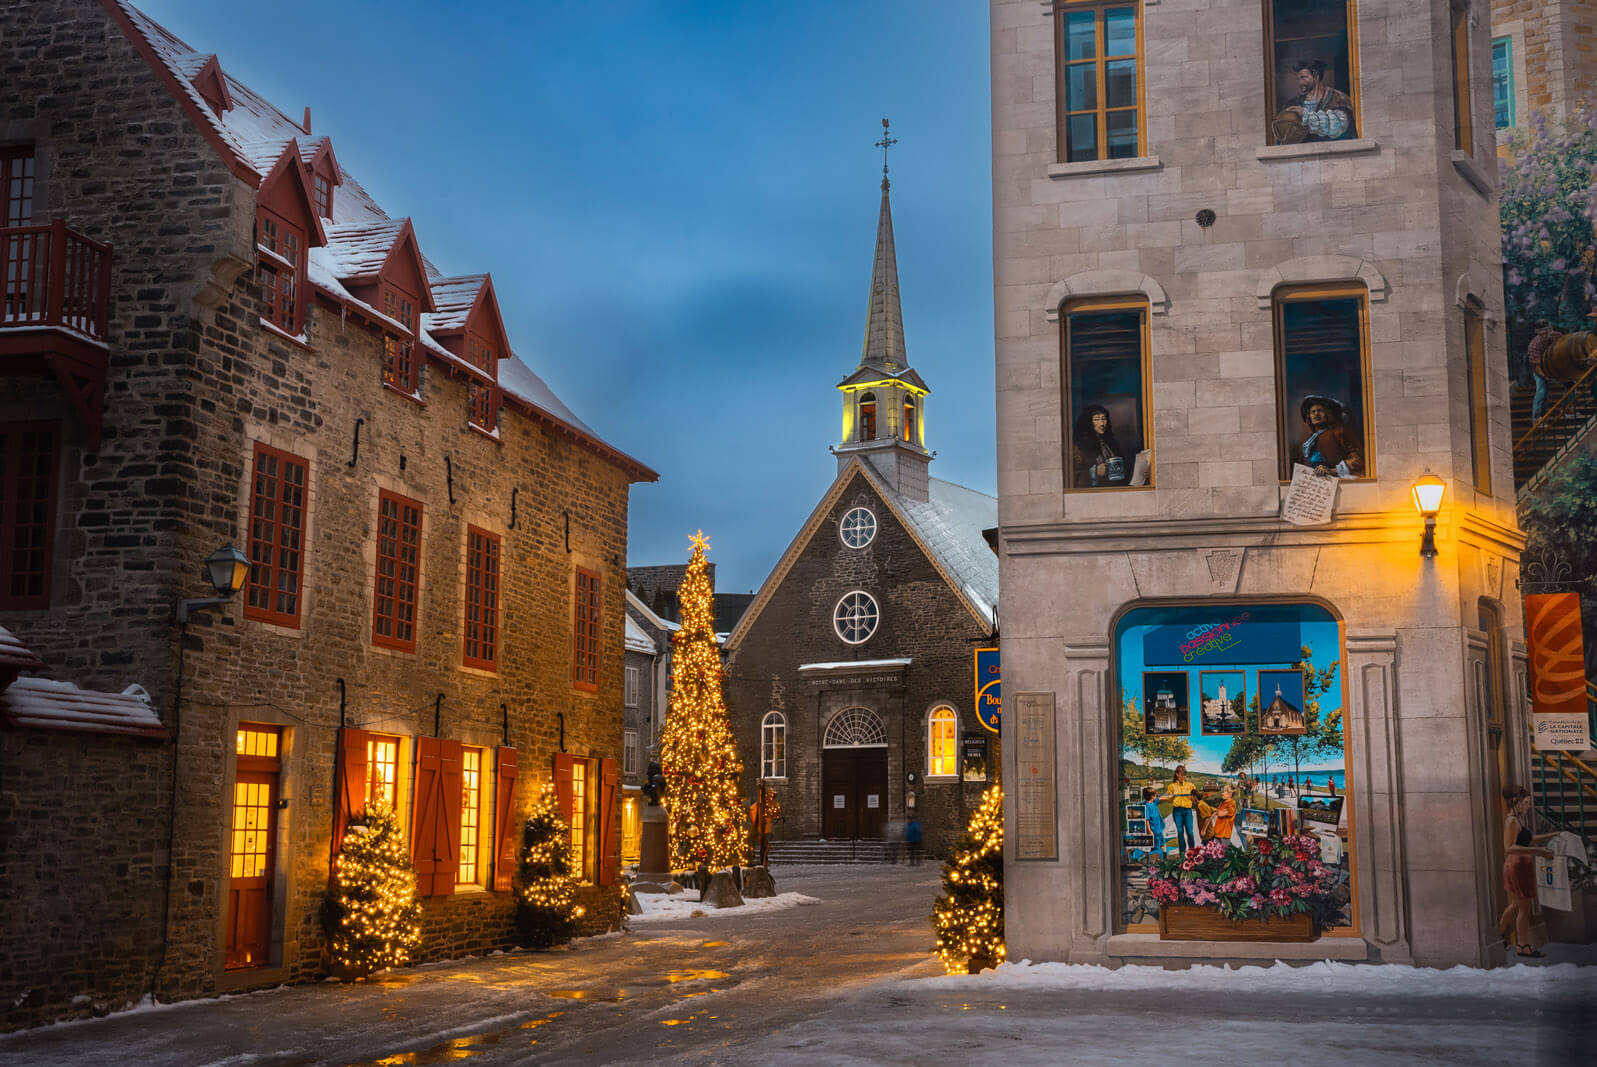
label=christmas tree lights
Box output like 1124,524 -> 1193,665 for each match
514,784 -> 585,948
658,532 -> 748,872
322,805 -> 423,977
931,783 -> 1005,975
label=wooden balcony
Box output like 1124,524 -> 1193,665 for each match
0,220 -> 113,447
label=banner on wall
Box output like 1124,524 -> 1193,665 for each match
1525,593 -> 1591,751
974,647 -> 1001,734
1143,613 -> 1301,667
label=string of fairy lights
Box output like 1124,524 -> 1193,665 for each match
932,783 -> 1005,975
514,784 -> 585,947
325,805 -> 424,975
659,532 -> 748,872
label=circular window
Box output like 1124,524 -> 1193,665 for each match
833,591 -> 879,644
840,506 -> 877,549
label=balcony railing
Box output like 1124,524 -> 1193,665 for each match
1,220 -> 113,343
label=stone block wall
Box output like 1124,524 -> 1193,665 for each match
1490,0 -> 1597,134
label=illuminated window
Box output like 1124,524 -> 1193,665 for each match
1062,299 -> 1151,490
1263,0 -> 1360,146
244,442 -> 307,628
621,794 -> 641,866
0,422 -> 60,610
373,491 -> 422,652
839,506 -> 877,549
573,568 -> 601,690
569,759 -> 588,878
367,734 -> 400,811
1057,2 -> 1143,162
928,706 -> 958,777
228,724 -> 281,970
833,590 -> 879,645
858,392 -> 877,441
458,747 -> 483,886
1465,299 -> 1490,494
902,396 -> 917,443
381,287 -> 417,394
1450,2 -> 1473,155
761,711 -> 787,778
463,526 -> 500,670
1492,37 -> 1514,129
1273,284 -> 1371,481
256,210 -> 303,333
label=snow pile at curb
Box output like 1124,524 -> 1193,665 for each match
912,958 -> 1597,997
629,891 -> 820,924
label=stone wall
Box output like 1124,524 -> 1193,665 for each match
1490,0 -> 1597,135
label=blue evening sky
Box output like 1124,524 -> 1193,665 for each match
136,0 -> 996,593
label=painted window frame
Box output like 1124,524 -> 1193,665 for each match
1260,0 -> 1363,147
1272,282 -> 1374,482
243,441 -> 308,628
927,706 -> 959,778
467,336 -> 500,433
1491,36 -> 1514,129
457,745 -> 485,887
623,728 -> 640,777
1464,298 -> 1491,495
0,421 -> 59,610
256,207 -> 304,334
839,506 -> 877,549
833,590 -> 880,645
1060,296 -> 1153,491
312,173 -> 333,220
1054,0 -> 1146,164
1450,2 -> 1473,155
573,567 -> 601,691
463,525 -> 501,671
372,490 -> 423,653
625,666 -> 640,707
381,285 -> 419,395
761,711 -> 788,779
366,733 -> 403,813
1,147 -> 35,227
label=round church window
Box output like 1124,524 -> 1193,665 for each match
840,506 -> 877,549
833,590 -> 879,644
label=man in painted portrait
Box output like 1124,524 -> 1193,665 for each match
1072,404 -> 1129,488
1295,394 -> 1363,478
1272,59 -> 1355,144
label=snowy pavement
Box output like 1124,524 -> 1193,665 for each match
0,864 -> 1591,1065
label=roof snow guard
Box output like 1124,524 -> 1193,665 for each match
0,625 -> 46,674
2,677 -> 168,740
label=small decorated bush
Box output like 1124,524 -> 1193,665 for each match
322,805 -> 424,977
931,784 -> 1005,974
1148,834 -> 1338,923
514,785 -> 585,949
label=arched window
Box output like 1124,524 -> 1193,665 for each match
928,706 -> 958,777
858,392 -> 877,441
761,711 -> 787,778
902,396 -> 916,443
824,706 -> 887,748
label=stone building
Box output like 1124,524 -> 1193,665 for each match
722,174 -> 999,858
1488,0 -> 1596,148
991,0 -> 1524,966
0,0 -> 653,1029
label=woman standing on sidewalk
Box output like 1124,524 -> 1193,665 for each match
1498,785 -> 1555,957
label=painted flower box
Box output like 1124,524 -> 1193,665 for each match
1157,903 -> 1315,942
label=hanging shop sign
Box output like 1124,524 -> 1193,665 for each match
1526,592 -> 1592,751
974,647 -> 1001,734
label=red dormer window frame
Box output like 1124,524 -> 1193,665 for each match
382,284 -> 419,394
313,174 -> 332,220
467,335 -> 499,433
257,207 -> 304,335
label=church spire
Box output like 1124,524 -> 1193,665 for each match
860,119 -> 906,373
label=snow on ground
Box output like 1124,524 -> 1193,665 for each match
914,957 -> 1597,997
629,890 -> 820,923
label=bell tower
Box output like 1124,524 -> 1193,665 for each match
836,120 -> 931,501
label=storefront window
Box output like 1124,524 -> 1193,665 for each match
1115,602 -> 1354,933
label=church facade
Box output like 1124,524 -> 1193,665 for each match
722,173 -> 998,857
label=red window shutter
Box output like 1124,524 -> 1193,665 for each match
438,740 -> 463,891
552,753 -> 577,828
333,727 -> 371,855
492,747 -> 519,892
412,736 -> 442,895
598,757 -> 620,887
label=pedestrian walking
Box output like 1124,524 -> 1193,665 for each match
906,818 -> 923,866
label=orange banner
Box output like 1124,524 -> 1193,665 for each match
1525,592 -> 1588,716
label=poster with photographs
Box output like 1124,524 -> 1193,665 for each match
1298,794 -> 1345,830
1198,670 -> 1247,735
1142,671 -> 1189,736
1257,669 -> 1308,735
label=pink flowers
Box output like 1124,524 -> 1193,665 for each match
1269,888 -> 1292,906
1151,834 -> 1340,923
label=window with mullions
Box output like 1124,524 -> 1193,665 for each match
1491,37 -> 1513,129
2,149 -> 34,227
1264,0 -> 1360,145
367,734 -> 401,811
928,707 -> 958,777
458,747 -> 483,887
382,287 -> 417,394
373,491 -> 422,652
244,442 -> 308,628
1056,2 -> 1142,163
463,526 -> 500,670
256,210 -> 303,334
1274,286 -> 1372,481
761,712 -> 787,778
1061,301 -> 1151,490
0,422 -> 59,610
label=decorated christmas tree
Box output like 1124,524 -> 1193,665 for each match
322,805 -> 424,977
658,532 -> 748,871
514,784 -> 585,948
931,783 -> 1005,974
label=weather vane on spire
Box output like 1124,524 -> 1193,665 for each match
875,117 -> 897,190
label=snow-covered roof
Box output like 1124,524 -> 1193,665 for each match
1,677 -> 168,740
797,658 -> 912,672
625,614 -> 656,654
887,476 -> 999,628
626,589 -> 680,633
112,1 -> 655,483
0,624 -> 46,673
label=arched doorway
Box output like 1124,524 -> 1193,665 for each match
822,707 -> 888,839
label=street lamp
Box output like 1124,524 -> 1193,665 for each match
1410,471 -> 1446,558
177,543 -> 251,622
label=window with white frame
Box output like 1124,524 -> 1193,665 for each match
833,591 -> 879,645
625,665 -> 640,707
928,706 -> 958,777
623,729 -> 640,776
839,506 -> 877,549
761,711 -> 787,778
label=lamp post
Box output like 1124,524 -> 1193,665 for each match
1411,471 -> 1447,558
177,543 -> 251,622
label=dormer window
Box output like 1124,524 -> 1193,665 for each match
257,209 -> 304,334
903,396 -> 916,444
381,286 -> 418,394
313,174 -> 332,219
468,337 -> 499,433
858,392 -> 877,441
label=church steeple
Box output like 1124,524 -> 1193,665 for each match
836,120 -> 931,502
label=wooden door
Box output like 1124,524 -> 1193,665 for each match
821,749 -> 889,839
227,725 -> 281,970
855,749 -> 888,839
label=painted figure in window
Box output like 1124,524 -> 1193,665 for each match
1273,59 -> 1355,144
1072,404 -> 1128,487
1295,394 -> 1363,478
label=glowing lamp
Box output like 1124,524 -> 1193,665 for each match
178,542 -> 252,622
1410,472 -> 1446,557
